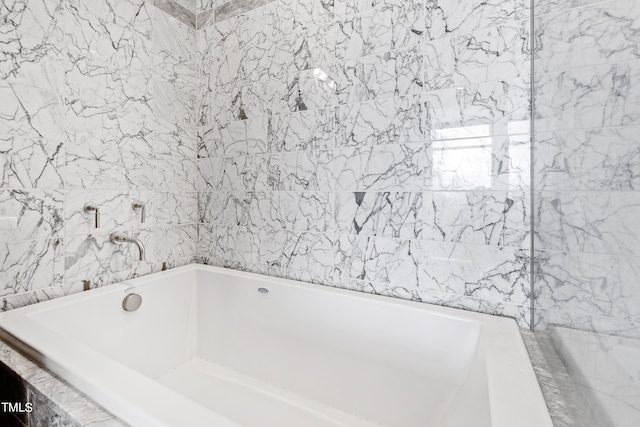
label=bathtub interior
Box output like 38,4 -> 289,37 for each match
22,267 -> 493,427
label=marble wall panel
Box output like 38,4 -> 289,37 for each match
1,1 -> 199,310
534,0 -> 640,338
197,0 -> 534,327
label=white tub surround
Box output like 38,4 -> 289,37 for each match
0,265 -> 552,427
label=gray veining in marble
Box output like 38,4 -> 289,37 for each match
155,0 -> 197,29
214,0 -> 273,23
522,330 -> 576,427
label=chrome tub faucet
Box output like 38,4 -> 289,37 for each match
110,232 -> 146,261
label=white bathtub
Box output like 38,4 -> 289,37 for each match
0,265 -> 552,427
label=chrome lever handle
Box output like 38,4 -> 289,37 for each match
84,203 -> 100,228
132,201 -> 146,223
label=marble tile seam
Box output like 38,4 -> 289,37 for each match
533,0 -> 617,17
534,247 -> 640,258
193,226 -> 532,248
533,56 -> 640,78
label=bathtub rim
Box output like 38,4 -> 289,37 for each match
0,264 -> 553,427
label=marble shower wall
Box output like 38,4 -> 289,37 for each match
534,0 -> 640,338
1,0 -> 198,310
196,0 -> 533,326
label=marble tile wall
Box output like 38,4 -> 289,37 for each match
196,0 -> 534,327
1,0 -> 198,310
534,0 -> 640,338
8,0 -> 633,335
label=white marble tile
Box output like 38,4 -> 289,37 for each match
274,0 -> 334,37
535,191 -> 640,257
425,0 -> 529,41
197,223 -> 216,257
419,242 -> 530,306
280,231 -> 334,285
240,79 -> 272,118
153,79 -> 197,131
254,226 -> 290,268
422,78 -> 530,138
534,0 -> 605,15
332,143 -> 429,192
281,68 -> 339,112
335,235 -> 421,286
334,191 -> 423,239
0,83 -> 65,143
336,94 -> 424,147
535,1 -> 640,74
269,108 -> 335,152
336,46 -> 423,105
219,155 -> 259,191
154,224 -> 196,261
535,127 -> 640,191
206,118 -> 268,157
536,307 -> 640,341
61,0 -> 153,69
64,62 -> 153,151
217,4 -> 268,48
0,238 -> 60,296
197,157 -> 224,191
1,30 -> 66,94
210,225 -> 259,268
268,191 -> 334,232
265,150 -> 334,191
239,38 -> 275,82
212,48 -> 244,92
535,61 -> 640,132
430,134 -> 530,191
197,125 -> 216,158
64,145 -> 155,190
0,189 -> 62,243
154,154 -> 197,192
0,137 -> 63,189
200,191 -> 265,226
64,190 -> 139,237
0,0 -> 62,41
536,250 -> 640,326
423,191 -> 530,247
154,116 -> 197,157
153,191 -> 197,225
268,23 -> 335,78
334,0 -> 392,18
335,2 -> 423,61
424,20 -> 530,90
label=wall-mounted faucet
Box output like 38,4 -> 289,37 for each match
132,200 -> 146,223
84,203 -> 100,228
110,232 -> 145,261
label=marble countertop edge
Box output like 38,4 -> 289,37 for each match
0,339 -> 127,427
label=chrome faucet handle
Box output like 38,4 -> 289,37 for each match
132,200 -> 146,223
84,203 -> 100,228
